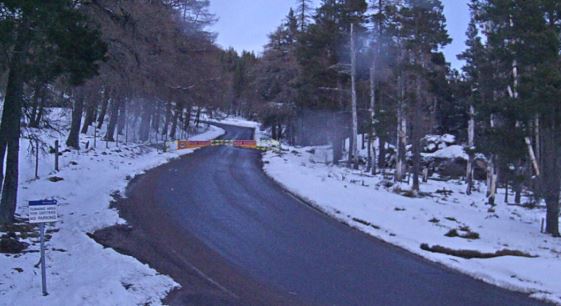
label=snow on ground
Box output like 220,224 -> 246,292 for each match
204,115 -> 263,140
206,115 -> 260,130
423,144 -> 468,160
0,109 -> 225,306
263,146 -> 561,304
347,133 -> 468,163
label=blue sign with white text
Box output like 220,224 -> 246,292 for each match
29,200 -> 58,206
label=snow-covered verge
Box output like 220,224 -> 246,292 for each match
263,147 -> 561,304
0,110 -> 224,306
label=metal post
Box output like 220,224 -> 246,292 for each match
40,223 -> 48,296
54,140 -> 59,172
35,140 -> 39,179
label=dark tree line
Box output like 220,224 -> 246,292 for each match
461,0 -> 561,236
228,0 -> 561,236
0,0 -> 106,224
1,0 -> 561,237
0,0 -> 228,224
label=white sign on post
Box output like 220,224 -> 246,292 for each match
28,199 -> 58,297
29,200 -> 58,224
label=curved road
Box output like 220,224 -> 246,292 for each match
95,124 -> 547,306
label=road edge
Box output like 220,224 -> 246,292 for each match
259,148 -> 555,306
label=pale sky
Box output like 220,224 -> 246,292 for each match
209,0 -> 470,69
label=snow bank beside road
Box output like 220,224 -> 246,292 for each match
0,120 -> 224,306
263,147 -> 561,305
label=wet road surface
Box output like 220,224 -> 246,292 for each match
95,123 -> 548,306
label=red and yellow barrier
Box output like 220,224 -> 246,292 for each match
177,140 -> 211,150
176,137 -> 282,152
177,139 -> 262,150
233,140 -> 257,149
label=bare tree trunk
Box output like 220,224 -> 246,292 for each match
535,115 -> 540,165
183,104 -> 192,133
28,84 -> 41,124
152,102 -> 161,135
29,84 -> 46,128
514,181 -> 522,204
277,122 -> 283,140
287,118 -> 295,145
97,90 -> 110,129
272,123 -> 278,140
104,98 -> 120,141
350,24 -> 359,170
370,0 -> 385,174
396,109 -> 403,181
81,96 -> 97,134
367,133 -> 373,172
162,100 -> 172,136
486,113 -> 498,205
395,74 -> 406,182
195,107 -> 201,128
531,116 -> 543,202
411,77 -> 422,193
169,102 -> 181,140
541,124 -> 560,236
513,161 -> 525,205
378,136 -> 386,170
368,63 -> 377,174
333,138 -> 343,165
504,177 -> 509,203
0,137 -> 19,224
332,114 -> 343,165
34,94 -> 46,128
128,105 -> 139,142
466,104 -> 475,195
430,97 -> 438,134
361,133 -> 365,150
525,137 -> 540,177
66,94 -> 84,149
139,103 -> 153,142
0,27 -> 28,224
348,130 -> 354,166
117,99 -> 127,135
486,155 -> 497,205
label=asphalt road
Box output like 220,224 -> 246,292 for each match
96,123 -> 548,306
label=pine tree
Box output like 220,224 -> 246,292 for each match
458,7 -> 485,195
0,0 -> 106,224
350,23 -> 359,169
367,0 -> 386,174
295,0 -> 314,32
255,9 -> 301,142
476,0 -> 561,235
398,0 -> 451,193
295,0 -> 367,158
368,0 -> 400,172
